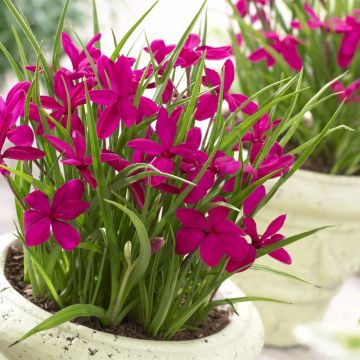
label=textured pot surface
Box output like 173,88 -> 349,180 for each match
233,169 -> 360,346
0,233 -> 264,360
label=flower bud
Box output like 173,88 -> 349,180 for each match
150,237 -> 165,254
124,241 -> 132,262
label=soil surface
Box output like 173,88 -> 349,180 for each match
299,154 -> 332,174
5,245 -> 230,341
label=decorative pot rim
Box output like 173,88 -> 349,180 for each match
295,168 -> 360,185
0,232 -> 264,354
263,168 -> 360,218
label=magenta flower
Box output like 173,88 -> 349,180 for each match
36,70 -> 92,135
101,149 -> 145,207
145,36 -> 232,70
194,59 -> 259,120
243,185 -> 266,216
45,131 -> 96,189
249,32 -> 303,72
128,107 -> 197,187
291,4 -> 323,30
24,180 -> 90,250
144,40 -> 177,103
183,150 -> 241,204
337,16 -> 360,68
303,4 -> 323,29
0,81 -> 34,146
144,39 -> 175,65
0,87 -> 44,176
250,142 -> 294,180
331,79 -> 360,102
177,34 -> 232,68
176,203 -> 250,267
61,32 -> 101,79
235,0 -> 269,25
236,0 -> 249,18
243,215 -> 291,264
226,244 -> 256,272
90,55 -> 157,138
242,115 -> 281,145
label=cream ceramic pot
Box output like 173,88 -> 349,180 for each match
233,169 -> 360,347
0,233 -> 264,360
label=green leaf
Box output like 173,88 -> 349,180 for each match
2,0 -> 53,86
154,0 -> 207,102
11,25 -> 29,80
92,0 -> 100,38
105,200 -> 151,286
12,304 -> 106,346
24,248 -> 64,309
250,264 -> 316,286
256,226 -> 332,258
0,165 -> 53,196
52,0 -> 70,71
205,296 -> 292,312
111,1 -> 159,60
0,41 -> 24,81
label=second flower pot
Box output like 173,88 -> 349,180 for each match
233,169 -> 360,346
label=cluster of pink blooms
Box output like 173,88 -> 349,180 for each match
236,1 -> 360,101
0,30 -> 294,272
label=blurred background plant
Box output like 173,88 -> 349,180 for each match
227,0 -> 360,175
0,0 -> 84,76
295,323 -> 360,360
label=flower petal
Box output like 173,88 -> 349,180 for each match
52,220 -> 80,251
262,214 -> 287,240
62,32 -> 80,69
176,208 -> 208,230
118,98 -> 137,128
127,139 -> 164,155
243,217 -> 260,244
52,179 -> 85,210
7,125 -> 34,146
226,245 -> 256,273
269,248 -> 292,265
150,157 -> 174,186
52,200 -> 90,220
200,234 -> 224,267
243,185 -> 266,216
176,227 -> 205,255
194,93 -> 218,121
45,134 -> 74,158
212,220 -> 245,237
184,170 -> 215,204
40,96 -> 63,110
214,156 -> 241,175
25,190 -> 51,214
3,146 -> 45,160
223,59 -> 235,93
96,103 -> 121,139
208,206 -> 229,225
89,89 -> 118,105
24,210 -> 51,247
219,234 -> 249,260
224,93 -> 258,115
156,108 -> 176,148
338,30 -> 360,68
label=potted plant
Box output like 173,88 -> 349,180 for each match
226,0 -> 360,346
0,0 -> 335,358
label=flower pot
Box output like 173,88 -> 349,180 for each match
233,169 -> 360,346
0,233 -> 264,360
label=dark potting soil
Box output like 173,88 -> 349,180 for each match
5,245 -> 230,341
285,140 -> 334,174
